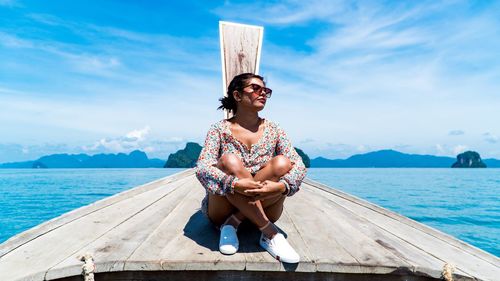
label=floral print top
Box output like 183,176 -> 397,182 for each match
195,118 -> 307,196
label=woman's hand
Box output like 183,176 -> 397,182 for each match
244,180 -> 285,200
234,178 -> 263,196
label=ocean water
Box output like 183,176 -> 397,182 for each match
0,168 -> 498,257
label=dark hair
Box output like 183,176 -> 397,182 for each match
218,73 -> 264,114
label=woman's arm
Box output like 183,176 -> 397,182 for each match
195,124 -> 239,195
275,125 -> 307,196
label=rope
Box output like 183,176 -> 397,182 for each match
442,262 -> 454,281
80,253 -> 95,281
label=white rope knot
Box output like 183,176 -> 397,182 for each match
442,262 -> 454,281
80,253 -> 95,281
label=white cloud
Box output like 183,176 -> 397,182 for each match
70,55 -> 121,74
449,130 -> 465,136
255,1 -> 500,161
83,126 -> 151,152
0,135 -> 191,163
212,0 -> 346,25
125,126 -> 150,142
0,143 -> 77,163
301,142 -> 374,159
0,31 -> 122,77
453,145 -> 467,155
435,144 -> 446,155
250,0 -> 500,105
0,12 -> 219,81
299,138 -> 315,144
483,132 -> 499,144
73,128 -> 191,161
2,1 -> 500,161
356,145 -> 368,152
0,32 -> 34,48
143,146 -> 155,153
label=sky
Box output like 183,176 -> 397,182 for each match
1,0 -> 499,162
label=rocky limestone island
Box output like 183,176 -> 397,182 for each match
164,142 -> 203,168
295,147 -> 310,168
451,151 -> 487,168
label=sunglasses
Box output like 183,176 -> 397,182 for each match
242,83 -> 272,98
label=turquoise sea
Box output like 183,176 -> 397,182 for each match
0,168 -> 498,257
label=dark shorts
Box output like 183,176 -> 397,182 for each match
201,192 -> 209,218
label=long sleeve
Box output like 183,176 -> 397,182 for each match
195,124 -> 239,195
275,125 -> 307,196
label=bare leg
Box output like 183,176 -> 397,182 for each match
262,195 -> 286,223
253,155 -> 293,183
235,155 -> 291,224
207,154 -> 291,225
207,153 -> 254,227
207,153 -> 292,237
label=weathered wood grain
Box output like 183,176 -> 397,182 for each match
219,21 -> 263,119
304,177 -> 499,266
285,184 -> 412,274
304,178 -> 497,280
45,177 -> 195,280
220,21 -> 263,87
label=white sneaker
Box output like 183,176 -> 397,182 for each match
259,233 -> 300,263
219,224 -> 239,255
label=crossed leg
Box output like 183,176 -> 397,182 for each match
207,153 -> 292,236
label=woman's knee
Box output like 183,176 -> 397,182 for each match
270,155 -> 292,177
217,153 -> 244,173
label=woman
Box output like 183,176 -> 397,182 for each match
195,73 -> 307,263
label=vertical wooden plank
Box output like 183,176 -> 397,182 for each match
219,21 -> 263,119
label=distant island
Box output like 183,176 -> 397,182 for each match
164,142 -> 202,168
452,151 -> 487,168
311,149 -> 498,168
295,147 -> 311,168
1,146 -> 498,169
0,150 -> 164,168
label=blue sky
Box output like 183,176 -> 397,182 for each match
1,0 -> 499,162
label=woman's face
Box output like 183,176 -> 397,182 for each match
234,77 -> 268,112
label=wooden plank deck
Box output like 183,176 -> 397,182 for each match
0,168 -> 498,281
